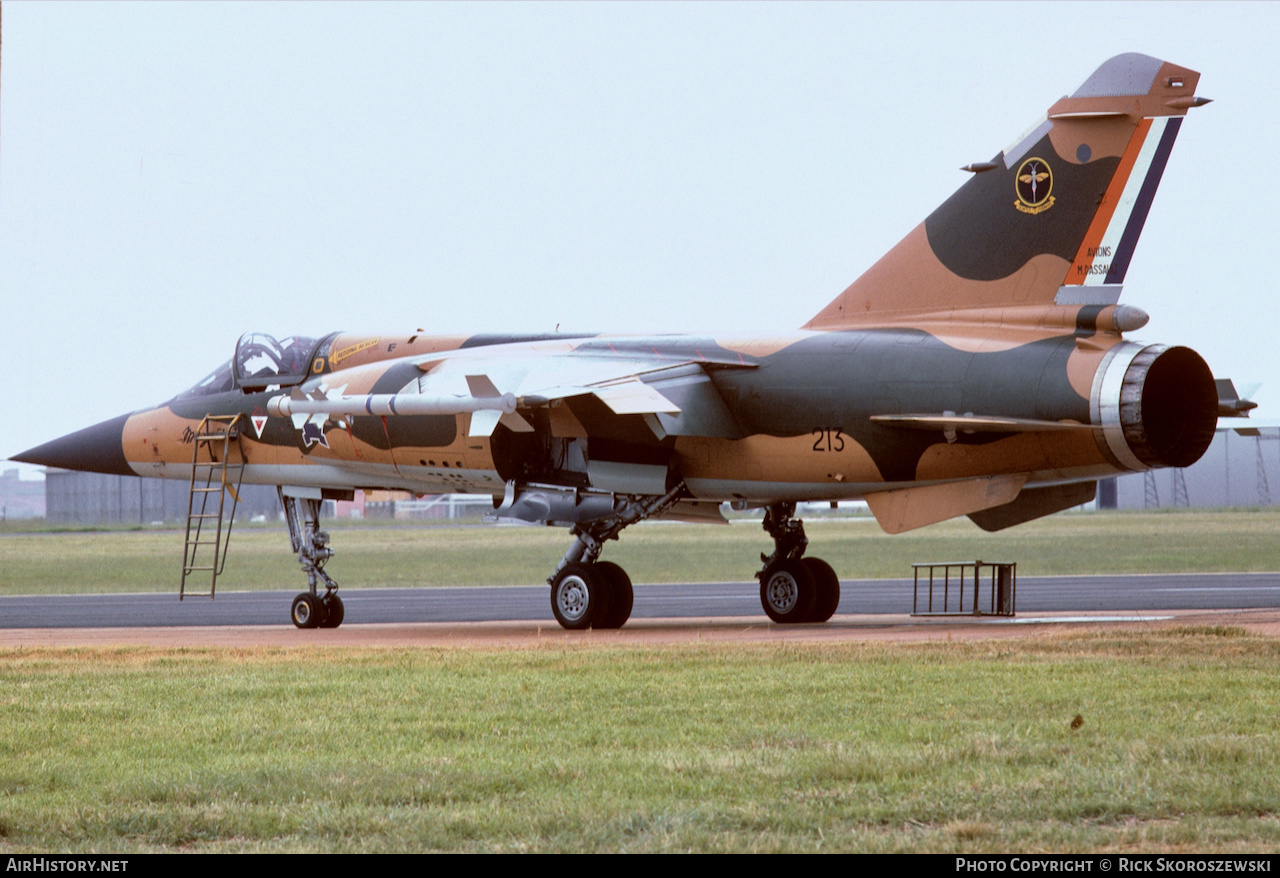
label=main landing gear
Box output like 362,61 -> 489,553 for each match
549,561 -> 634,630
543,490 -> 842,630
546,483 -> 684,630
280,489 -> 345,629
756,502 -> 840,624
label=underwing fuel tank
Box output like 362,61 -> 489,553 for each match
1092,342 -> 1218,472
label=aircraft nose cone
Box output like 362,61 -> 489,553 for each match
10,413 -> 135,476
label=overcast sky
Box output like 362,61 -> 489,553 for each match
3,1 -> 1276,475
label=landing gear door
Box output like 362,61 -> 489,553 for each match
232,333 -> 320,392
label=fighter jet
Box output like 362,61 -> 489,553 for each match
15,53 -> 1235,630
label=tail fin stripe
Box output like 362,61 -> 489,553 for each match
1105,116 -> 1181,284
1065,117 -> 1153,286
1083,117 -> 1168,285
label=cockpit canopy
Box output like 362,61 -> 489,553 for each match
233,333 -> 319,391
175,333 -> 322,400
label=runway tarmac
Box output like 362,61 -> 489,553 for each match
3,572 -> 1279,628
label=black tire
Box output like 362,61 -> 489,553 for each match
550,562 -> 611,630
593,562 -> 633,629
319,594 -> 345,629
759,559 -> 816,624
291,592 -> 323,629
802,557 -> 841,623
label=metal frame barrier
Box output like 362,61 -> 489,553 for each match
911,560 -> 1016,617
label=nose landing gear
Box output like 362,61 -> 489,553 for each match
281,488 -> 344,629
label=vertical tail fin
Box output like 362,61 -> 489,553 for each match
806,53 -> 1208,329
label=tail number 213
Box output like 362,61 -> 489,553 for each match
811,428 -> 845,452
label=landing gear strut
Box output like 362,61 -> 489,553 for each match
546,483 -> 682,630
280,489 -> 344,629
756,502 -> 840,624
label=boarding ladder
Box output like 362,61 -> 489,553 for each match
179,414 -> 246,599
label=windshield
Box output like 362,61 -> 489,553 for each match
173,359 -> 235,400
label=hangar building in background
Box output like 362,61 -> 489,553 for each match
41,470 -> 280,524
1108,427 -> 1280,510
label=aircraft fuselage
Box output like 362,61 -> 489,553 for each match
60,320 -> 1211,510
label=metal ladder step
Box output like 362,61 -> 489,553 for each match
180,413 -> 244,602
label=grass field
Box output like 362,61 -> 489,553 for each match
2,510 -> 1279,853
1,629 -> 1278,853
3,509 -> 1280,595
